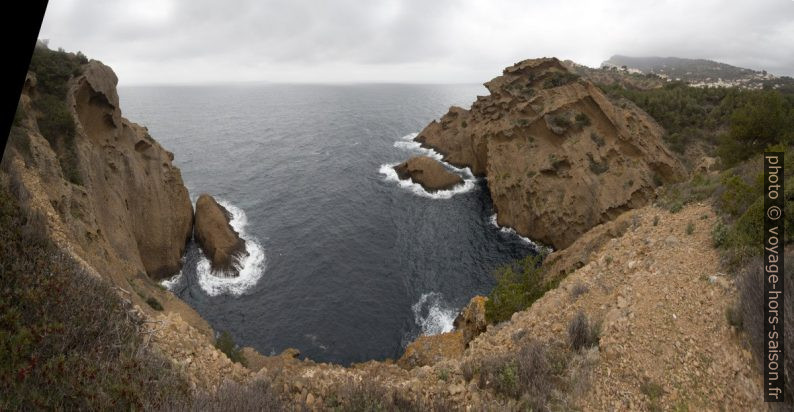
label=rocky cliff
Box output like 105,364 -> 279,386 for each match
2,57 -> 208,332
415,58 -> 685,249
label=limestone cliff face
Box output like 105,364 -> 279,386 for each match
416,58 -> 685,249
2,60 -> 207,332
69,62 -> 194,279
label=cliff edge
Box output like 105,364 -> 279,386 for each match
2,56 -> 207,333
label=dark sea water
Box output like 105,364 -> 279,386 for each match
119,83 -> 537,365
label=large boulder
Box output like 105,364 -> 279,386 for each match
393,156 -> 463,192
415,57 -> 685,249
194,194 -> 247,274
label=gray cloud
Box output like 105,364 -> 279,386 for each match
39,0 -> 794,84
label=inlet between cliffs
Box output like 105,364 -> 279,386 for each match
121,84 -> 539,365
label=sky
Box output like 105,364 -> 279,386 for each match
39,0 -> 794,85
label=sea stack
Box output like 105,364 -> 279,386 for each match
194,194 -> 248,275
394,156 -> 464,192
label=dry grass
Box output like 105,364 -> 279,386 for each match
0,184 -> 191,410
567,311 -> 601,351
165,379 -> 284,412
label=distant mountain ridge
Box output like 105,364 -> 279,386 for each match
601,55 -> 786,89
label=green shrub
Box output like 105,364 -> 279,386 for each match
146,297 -> 164,311
0,186 -> 190,410
711,221 -> 728,247
590,132 -> 606,147
717,172 -> 761,218
717,90 -> 794,167
437,368 -> 449,382
550,114 -> 572,130
543,71 -> 580,89
587,154 -> 609,175
725,304 -> 743,330
718,178 -> 794,265
658,173 -> 720,213
485,254 -> 557,324
575,112 -> 591,127
475,339 -> 562,409
640,379 -> 665,411
514,118 -> 530,128
214,331 -> 247,366
27,47 -> 86,186
28,47 -> 84,99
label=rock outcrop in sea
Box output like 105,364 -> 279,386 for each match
393,155 -> 464,192
194,193 -> 248,275
414,57 -> 685,249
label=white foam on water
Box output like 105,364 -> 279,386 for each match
412,292 -> 457,336
489,213 -> 553,253
195,199 -> 266,296
161,271 -> 183,290
379,132 -> 477,199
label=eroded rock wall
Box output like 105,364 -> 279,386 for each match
416,58 -> 685,249
2,60 -> 206,332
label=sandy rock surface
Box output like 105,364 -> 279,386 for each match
394,156 -> 464,192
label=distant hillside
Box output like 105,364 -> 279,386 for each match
601,55 -> 792,90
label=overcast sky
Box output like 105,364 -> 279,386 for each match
39,0 -> 794,85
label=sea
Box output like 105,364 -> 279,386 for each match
119,83 -> 539,365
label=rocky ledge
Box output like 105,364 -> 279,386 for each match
394,156 -> 463,192
194,194 -> 248,275
414,57 -> 685,249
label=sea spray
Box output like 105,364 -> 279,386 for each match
193,199 -> 266,296
379,132 -> 478,199
489,213 -> 552,253
412,292 -> 458,336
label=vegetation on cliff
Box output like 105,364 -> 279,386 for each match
600,82 -> 794,162
26,47 -> 88,184
485,254 -> 557,324
0,185 -> 190,409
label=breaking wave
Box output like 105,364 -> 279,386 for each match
379,132 -> 477,199
161,270 -> 183,290
489,213 -> 551,252
412,292 -> 458,336
194,199 -> 266,296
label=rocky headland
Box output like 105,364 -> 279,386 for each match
413,57 -> 685,249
